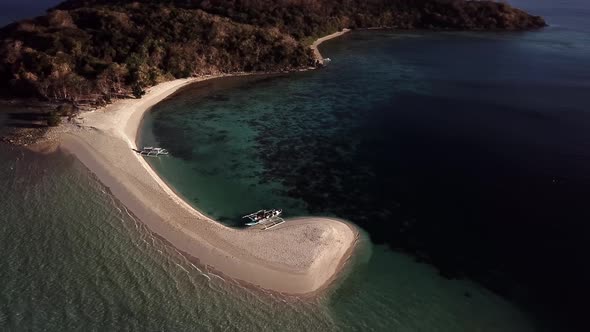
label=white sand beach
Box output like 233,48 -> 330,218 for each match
58,74 -> 358,295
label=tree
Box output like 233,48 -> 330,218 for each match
132,84 -> 145,99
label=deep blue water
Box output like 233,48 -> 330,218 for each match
141,0 -> 590,329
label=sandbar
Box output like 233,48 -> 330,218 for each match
59,74 -> 358,295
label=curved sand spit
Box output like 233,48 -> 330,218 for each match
311,28 -> 351,64
60,72 -> 358,295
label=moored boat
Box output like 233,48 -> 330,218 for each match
243,209 -> 283,226
138,146 -> 169,156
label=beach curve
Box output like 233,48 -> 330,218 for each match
311,28 -> 351,64
58,68 -> 358,294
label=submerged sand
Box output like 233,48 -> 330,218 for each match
59,76 -> 358,295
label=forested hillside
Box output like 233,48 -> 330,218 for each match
0,0 -> 546,104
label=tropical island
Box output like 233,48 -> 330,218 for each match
1,0 -> 545,106
0,0 -> 546,295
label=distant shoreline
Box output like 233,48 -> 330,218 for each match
311,28 -> 351,64
55,31 -> 358,296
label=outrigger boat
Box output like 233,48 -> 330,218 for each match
137,146 -> 169,157
243,209 -> 283,227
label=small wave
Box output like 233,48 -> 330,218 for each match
174,263 -> 190,274
209,272 -> 225,281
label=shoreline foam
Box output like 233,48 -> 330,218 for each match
57,31 -> 358,295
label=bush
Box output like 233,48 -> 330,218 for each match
47,111 -> 61,127
56,104 -> 75,116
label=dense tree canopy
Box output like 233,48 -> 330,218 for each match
0,0 -> 545,103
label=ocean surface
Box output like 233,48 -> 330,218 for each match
1,0 -> 589,330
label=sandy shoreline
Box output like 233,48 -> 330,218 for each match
57,43 -> 358,295
311,28 -> 351,64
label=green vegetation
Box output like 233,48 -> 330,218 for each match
56,103 -> 76,116
47,111 -> 62,126
0,0 -> 545,104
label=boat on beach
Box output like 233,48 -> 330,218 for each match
243,209 -> 284,229
137,146 -> 169,157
